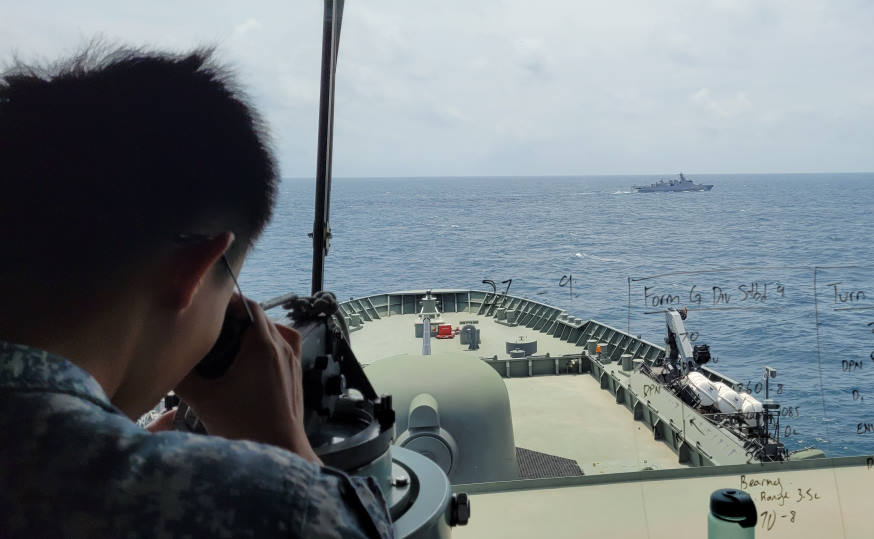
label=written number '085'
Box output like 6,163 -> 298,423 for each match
780,406 -> 801,418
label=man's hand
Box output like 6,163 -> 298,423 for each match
145,408 -> 177,432
175,296 -> 321,464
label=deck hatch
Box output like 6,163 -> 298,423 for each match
515,447 -> 584,479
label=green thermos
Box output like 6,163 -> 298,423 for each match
708,489 -> 757,538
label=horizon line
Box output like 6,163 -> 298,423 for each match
280,171 -> 874,181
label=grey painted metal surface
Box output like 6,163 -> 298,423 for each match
364,352 -> 519,484
452,453 -> 870,494
390,446 -> 454,539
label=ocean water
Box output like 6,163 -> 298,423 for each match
241,173 -> 874,458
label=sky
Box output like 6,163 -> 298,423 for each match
1,0 -> 872,177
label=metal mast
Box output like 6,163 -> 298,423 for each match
311,0 -> 345,294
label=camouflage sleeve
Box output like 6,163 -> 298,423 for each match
146,434 -> 395,538
302,466 -> 394,539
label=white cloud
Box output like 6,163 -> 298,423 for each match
514,38 -> 550,78
234,18 -> 261,37
691,88 -> 753,118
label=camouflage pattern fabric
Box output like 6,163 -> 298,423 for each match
0,341 -> 394,538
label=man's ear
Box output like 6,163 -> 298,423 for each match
166,231 -> 235,312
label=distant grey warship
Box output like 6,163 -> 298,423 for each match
633,173 -> 714,193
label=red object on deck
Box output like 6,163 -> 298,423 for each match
435,324 -> 454,339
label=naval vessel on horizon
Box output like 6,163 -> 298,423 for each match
633,173 -> 715,193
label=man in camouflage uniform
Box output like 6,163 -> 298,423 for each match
0,46 -> 393,538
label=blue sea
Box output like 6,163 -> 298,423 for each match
240,173 -> 874,458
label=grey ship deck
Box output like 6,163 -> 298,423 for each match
345,289 -> 694,475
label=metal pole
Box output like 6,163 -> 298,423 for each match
627,276 -> 631,334
422,315 -> 432,356
311,0 -> 345,294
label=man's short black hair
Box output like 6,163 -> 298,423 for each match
0,44 -> 277,291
